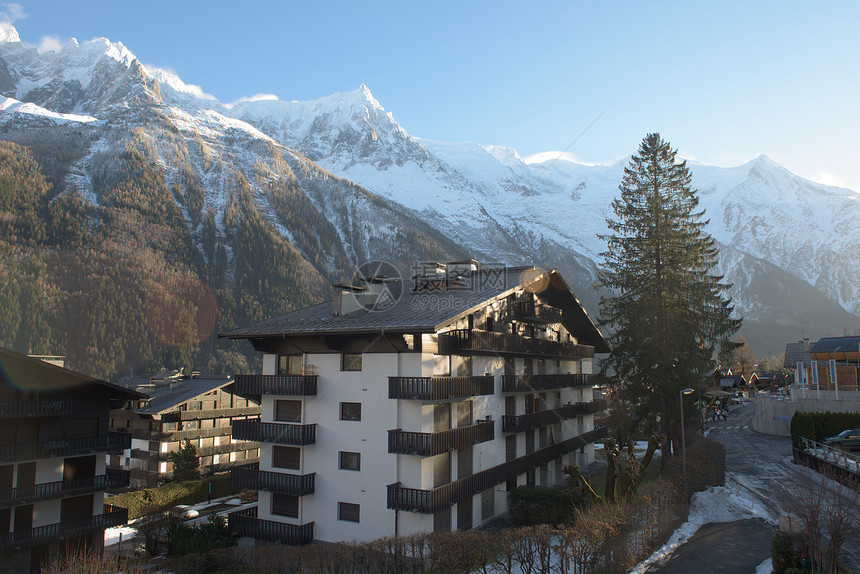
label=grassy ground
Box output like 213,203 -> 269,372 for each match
109,473 -> 238,519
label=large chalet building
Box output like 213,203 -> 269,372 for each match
221,262 -> 609,545
109,371 -> 261,487
0,347 -> 142,573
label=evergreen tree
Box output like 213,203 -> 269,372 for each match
597,133 -> 741,460
169,439 -> 200,481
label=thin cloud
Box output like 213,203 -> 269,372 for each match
0,2 -> 25,24
37,35 -> 62,54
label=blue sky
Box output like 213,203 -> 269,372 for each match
6,1 -> 860,190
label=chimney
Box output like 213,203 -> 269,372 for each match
802,338 -> 810,352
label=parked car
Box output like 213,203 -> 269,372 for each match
822,428 -> 860,451
169,505 -> 200,520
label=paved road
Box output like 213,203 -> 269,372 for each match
708,404 -> 860,571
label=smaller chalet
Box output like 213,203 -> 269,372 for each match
110,371 -> 260,487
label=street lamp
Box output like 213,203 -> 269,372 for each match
680,387 -> 694,503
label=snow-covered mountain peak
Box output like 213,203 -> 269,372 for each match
144,65 -> 219,105
0,23 -> 19,43
485,144 -> 523,167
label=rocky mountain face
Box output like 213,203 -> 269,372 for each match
0,25 -> 857,373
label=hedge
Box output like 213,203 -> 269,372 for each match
790,411 -> 860,448
109,474 -> 237,519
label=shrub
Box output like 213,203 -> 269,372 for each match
509,485 -> 588,525
771,530 -> 804,574
110,473 -> 236,519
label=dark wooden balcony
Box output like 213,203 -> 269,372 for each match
509,301 -> 563,324
438,329 -> 593,360
235,374 -> 318,396
131,426 -> 234,442
388,376 -> 494,401
0,470 -> 130,509
231,464 -> 315,496
387,426 -> 608,513
501,373 -> 599,393
232,419 -> 316,445
0,432 -> 131,463
161,405 -> 261,422
0,399 -> 72,419
0,505 -> 128,551
502,400 -> 608,433
228,507 -> 313,545
388,421 -> 494,456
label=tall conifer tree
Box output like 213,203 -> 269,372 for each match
598,133 -> 741,459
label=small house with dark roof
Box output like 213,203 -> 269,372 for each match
109,372 -> 260,487
220,262 -> 608,545
0,347 -> 142,573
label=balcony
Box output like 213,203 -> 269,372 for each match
232,420 -> 317,446
161,406 -> 261,422
228,507 -> 313,545
0,399 -> 72,419
509,301 -> 563,324
129,425 -> 234,442
0,470 -> 130,509
388,376 -> 494,401
388,421 -> 494,457
235,374 -> 318,396
502,400 -> 608,433
388,426 -> 608,513
501,373 -> 599,393
0,432 -> 131,463
0,506 -> 128,551
438,329 -> 593,360
231,464 -> 315,496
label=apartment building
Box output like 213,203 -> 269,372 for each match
0,347 -> 141,573
221,262 -> 609,545
110,371 -> 260,487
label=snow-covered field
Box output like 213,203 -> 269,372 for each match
629,485 -> 776,573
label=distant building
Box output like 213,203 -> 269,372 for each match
109,371 -> 260,487
0,347 -> 142,573
221,262 -> 609,545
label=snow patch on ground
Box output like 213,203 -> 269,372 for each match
755,557 -> 773,574
629,486 -> 776,573
104,525 -> 137,547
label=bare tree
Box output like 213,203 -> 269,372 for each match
733,335 -> 758,378
781,465 -> 860,573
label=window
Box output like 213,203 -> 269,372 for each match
272,446 -> 300,470
339,451 -> 360,471
340,402 -> 361,421
338,502 -> 360,522
272,493 -> 299,518
341,353 -> 362,371
275,400 -> 302,422
278,355 -> 303,375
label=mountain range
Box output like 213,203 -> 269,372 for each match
0,25 -> 857,376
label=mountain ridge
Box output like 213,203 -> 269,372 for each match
0,23 -> 857,368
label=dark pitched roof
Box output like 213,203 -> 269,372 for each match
122,375 -> 234,415
221,266 -> 610,353
0,347 -> 144,400
784,341 -> 812,369
810,336 -> 860,355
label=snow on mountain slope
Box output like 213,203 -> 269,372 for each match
0,95 -> 97,124
0,22 -> 858,340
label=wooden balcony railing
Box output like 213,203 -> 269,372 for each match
0,470 -> 130,509
235,374 -> 319,396
0,506 -> 128,551
161,406 -> 261,422
0,432 -> 131,463
232,420 -> 317,446
231,464 -> 315,496
124,426 -> 234,442
501,373 -> 599,393
502,400 -> 608,433
509,301 -> 563,324
0,399 -> 72,419
438,329 -> 593,360
388,421 -> 494,456
387,426 -> 608,513
388,376 -> 494,401
228,507 -> 313,545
